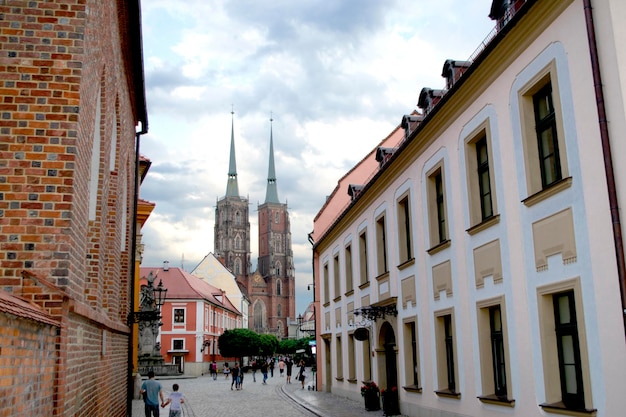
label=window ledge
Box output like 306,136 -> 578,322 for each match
397,258 -> 415,270
478,394 -> 515,407
344,289 -> 354,297
347,378 -> 358,384
335,377 -> 344,382
435,389 -> 461,399
539,402 -> 597,416
333,296 -> 342,303
466,214 -> 500,235
522,176 -> 572,207
375,271 -> 390,281
323,302 -> 330,308
359,281 -> 371,290
427,239 -> 451,255
402,385 -> 422,394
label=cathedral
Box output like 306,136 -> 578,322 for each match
213,112 -> 295,338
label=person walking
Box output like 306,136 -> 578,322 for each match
140,370 -> 165,417
278,358 -> 285,377
210,360 -> 218,380
251,359 -> 257,382
285,357 -> 293,384
260,360 -> 269,385
223,362 -> 230,379
269,358 -> 275,377
231,362 -> 240,390
297,360 -> 307,390
161,383 -> 185,417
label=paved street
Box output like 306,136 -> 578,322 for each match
132,368 -> 393,417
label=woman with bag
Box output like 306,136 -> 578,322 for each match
297,360 -> 306,390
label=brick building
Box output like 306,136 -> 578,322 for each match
0,1 -> 147,416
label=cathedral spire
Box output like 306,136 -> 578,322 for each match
265,115 -> 280,204
225,109 -> 239,197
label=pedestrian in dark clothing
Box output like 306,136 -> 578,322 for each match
269,359 -> 275,377
260,360 -> 269,385
231,362 -> 241,390
286,358 -> 293,384
297,360 -> 306,389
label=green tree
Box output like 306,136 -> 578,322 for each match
258,333 -> 279,357
218,328 -> 260,360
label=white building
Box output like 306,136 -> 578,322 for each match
311,1 -> 626,416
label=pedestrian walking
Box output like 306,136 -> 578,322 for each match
231,362 -> 241,390
269,358 -> 275,377
297,360 -> 307,390
224,362 -> 230,379
286,357 -> 293,384
278,358 -> 285,377
210,360 -> 218,380
251,359 -> 257,382
161,383 -> 185,417
260,360 -> 269,385
140,370 -> 165,417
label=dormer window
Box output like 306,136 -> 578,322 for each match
376,147 -> 397,168
489,0 -> 525,30
442,59 -> 472,89
348,184 -> 364,201
418,88 -> 446,114
401,113 -> 424,139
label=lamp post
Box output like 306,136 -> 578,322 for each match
130,278 -> 168,324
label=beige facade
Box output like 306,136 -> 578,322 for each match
311,1 -> 626,416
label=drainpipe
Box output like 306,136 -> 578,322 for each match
127,123 -> 147,416
583,0 -> 626,336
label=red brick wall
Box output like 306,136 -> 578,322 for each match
0,314 -> 57,417
0,0 -> 140,415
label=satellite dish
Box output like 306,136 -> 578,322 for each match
354,327 -> 369,341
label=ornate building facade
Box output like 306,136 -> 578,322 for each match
214,115 -> 295,338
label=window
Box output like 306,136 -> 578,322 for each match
344,244 -> 353,293
477,298 -> 512,403
336,336 -> 343,379
476,136 -> 493,220
553,291 -> 584,409
333,254 -> 341,300
275,212 -> 279,223
358,230 -> 369,286
427,165 -> 448,248
397,195 -> 413,264
376,214 -> 388,276
235,236 -> 241,249
235,258 -> 241,275
323,263 -> 330,304
172,339 -> 184,350
348,333 -> 356,381
533,82 -> 561,188
277,304 -> 282,317
537,280 -> 591,412
403,320 -> 420,389
276,279 -> 282,296
235,211 -> 241,224
435,311 -> 459,397
173,308 -> 185,324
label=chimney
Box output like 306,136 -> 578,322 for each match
163,260 -> 170,271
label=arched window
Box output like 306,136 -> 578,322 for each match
235,258 -> 241,274
277,304 -> 282,317
275,261 -> 281,277
235,211 -> 241,225
235,236 -> 241,249
254,302 -> 264,331
276,279 -> 282,296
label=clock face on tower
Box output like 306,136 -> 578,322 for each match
253,273 -> 264,284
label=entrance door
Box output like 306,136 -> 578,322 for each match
173,355 -> 184,373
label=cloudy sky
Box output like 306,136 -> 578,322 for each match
138,0 -> 496,314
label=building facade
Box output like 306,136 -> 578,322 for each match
214,116 -> 295,338
0,1 -> 147,416
140,265 -> 242,376
311,1 -> 626,416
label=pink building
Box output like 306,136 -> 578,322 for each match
140,265 -> 242,376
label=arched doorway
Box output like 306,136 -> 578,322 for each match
377,321 -> 400,415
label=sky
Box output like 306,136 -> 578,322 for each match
138,0 -> 497,315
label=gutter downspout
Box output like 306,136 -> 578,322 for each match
127,124 -> 147,416
583,0 -> 626,336
307,232 -> 318,391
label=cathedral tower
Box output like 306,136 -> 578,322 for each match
253,117 -> 295,338
214,111 -> 251,281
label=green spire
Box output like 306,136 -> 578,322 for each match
265,115 -> 280,204
225,110 -> 239,197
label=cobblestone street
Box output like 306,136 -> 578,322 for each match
132,368 -> 392,417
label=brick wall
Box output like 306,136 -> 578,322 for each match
0,0 -> 142,415
0,314 -> 57,417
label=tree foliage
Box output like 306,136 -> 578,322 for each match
258,333 -> 279,357
218,328 -> 260,359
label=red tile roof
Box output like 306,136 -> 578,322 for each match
0,289 -> 60,327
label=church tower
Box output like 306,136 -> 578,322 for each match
214,111 -> 251,282
253,117 -> 295,338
